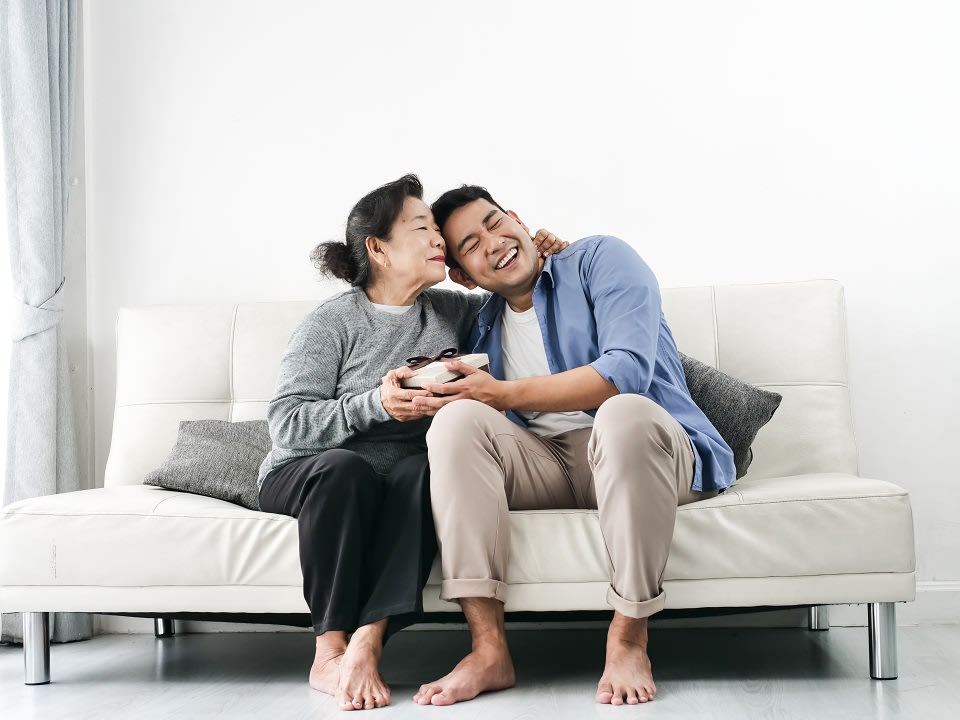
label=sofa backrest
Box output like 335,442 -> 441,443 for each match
103,279 -> 858,488
661,279 -> 857,481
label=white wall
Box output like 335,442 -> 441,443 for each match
80,1 -> 960,621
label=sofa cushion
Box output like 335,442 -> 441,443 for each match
0,475 -> 915,613
680,352 -> 782,478
143,419 -> 269,510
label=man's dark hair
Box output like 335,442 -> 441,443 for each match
311,173 -> 423,287
431,185 -> 507,270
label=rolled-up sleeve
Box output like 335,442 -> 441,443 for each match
584,237 -> 662,394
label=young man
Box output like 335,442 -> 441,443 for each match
410,185 -> 735,707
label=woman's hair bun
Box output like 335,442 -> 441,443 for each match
311,240 -> 358,283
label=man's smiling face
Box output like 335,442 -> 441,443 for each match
442,199 -> 540,301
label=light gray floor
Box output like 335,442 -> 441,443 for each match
2,625 -> 959,719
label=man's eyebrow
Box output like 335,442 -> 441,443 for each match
457,209 -> 501,251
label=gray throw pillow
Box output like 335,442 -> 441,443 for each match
143,419 -> 270,510
679,353 -> 782,479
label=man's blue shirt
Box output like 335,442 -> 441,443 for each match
467,235 -> 736,493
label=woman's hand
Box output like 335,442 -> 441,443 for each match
380,366 -> 432,422
532,229 -> 570,258
411,360 -> 508,415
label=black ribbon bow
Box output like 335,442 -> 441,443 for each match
405,347 -> 459,371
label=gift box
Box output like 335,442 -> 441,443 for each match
400,352 -> 490,388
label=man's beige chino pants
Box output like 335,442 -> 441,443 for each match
427,394 -> 715,619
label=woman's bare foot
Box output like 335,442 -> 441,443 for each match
336,621 -> 391,711
310,631 -> 347,695
596,613 -> 657,705
413,646 -> 516,706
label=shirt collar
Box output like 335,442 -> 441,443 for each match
476,291 -> 505,329
540,254 -> 557,288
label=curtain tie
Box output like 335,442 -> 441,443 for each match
11,278 -> 66,342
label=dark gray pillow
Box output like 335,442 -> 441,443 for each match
679,353 -> 782,479
143,419 -> 270,510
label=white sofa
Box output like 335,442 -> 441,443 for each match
0,279 -> 915,684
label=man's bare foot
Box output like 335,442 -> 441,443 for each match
309,632 -> 347,695
336,621 -> 391,711
596,614 -> 657,705
413,647 -> 516,706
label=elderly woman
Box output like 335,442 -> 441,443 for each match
256,174 -> 564,711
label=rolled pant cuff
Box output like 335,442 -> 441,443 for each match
441,578 -> 508,603
607,586 -> 665,619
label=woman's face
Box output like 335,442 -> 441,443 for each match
378,196 -> 448,289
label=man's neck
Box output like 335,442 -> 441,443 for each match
503,255 -> 545,312
505,294 -> 534,313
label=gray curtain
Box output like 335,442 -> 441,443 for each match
0,0 -> 91,643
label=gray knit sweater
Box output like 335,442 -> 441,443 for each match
257,287 -> 485,487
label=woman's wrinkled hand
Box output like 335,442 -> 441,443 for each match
532,229 -> 570,258
380,366 -> 432,422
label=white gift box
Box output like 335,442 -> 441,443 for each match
400,353 -> 490,388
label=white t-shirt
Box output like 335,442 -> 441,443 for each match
500,305 -> 595,437
371,302 -> 414,315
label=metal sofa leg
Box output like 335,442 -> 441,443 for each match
808,605 -> 830,630
23,612 -> 50,685
154,617 -> 176,638
868,602 -> 898,679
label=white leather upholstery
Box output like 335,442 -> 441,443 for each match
0,280 -> 915,617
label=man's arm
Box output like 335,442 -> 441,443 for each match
583,236 -> 662,396
413,362 -> 617,414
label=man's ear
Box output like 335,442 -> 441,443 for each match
449,267 -> 478,290
507,209 -> 530,235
